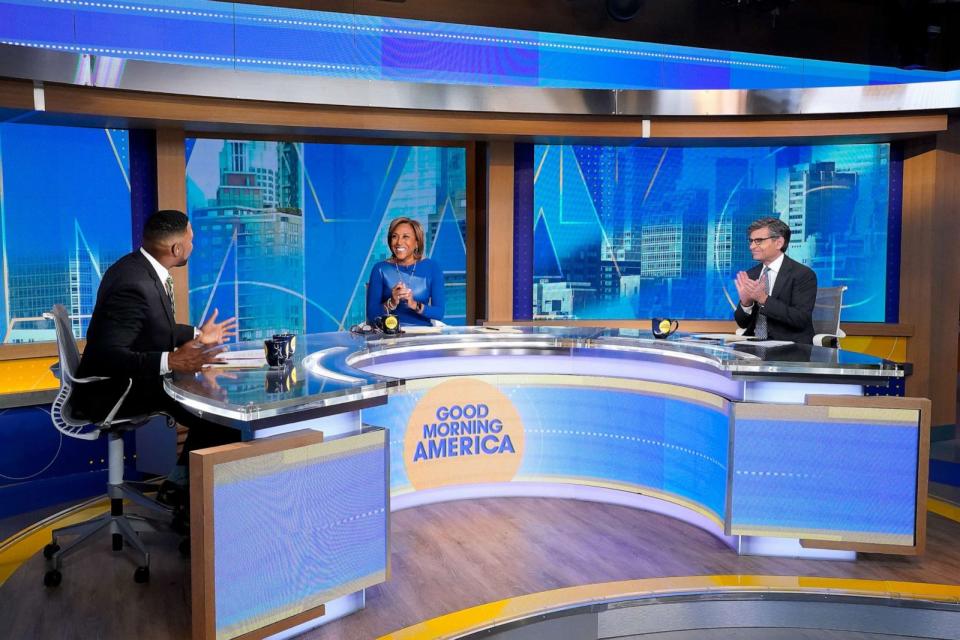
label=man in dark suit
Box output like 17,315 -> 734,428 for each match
734,217 -> 818,344
74,209 -> 239,501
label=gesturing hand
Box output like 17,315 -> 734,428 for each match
198,309 -> 238,346
168,339 -> 226,373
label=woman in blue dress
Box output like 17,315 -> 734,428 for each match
366,217 -> 445,327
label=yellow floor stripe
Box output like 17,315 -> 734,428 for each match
929,497 -> 960,524
378,575 -> 960,640
0,498 -> 109,587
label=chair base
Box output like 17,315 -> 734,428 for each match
44,482 -> 175,586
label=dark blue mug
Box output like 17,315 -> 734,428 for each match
272,333 -> 296,358
651,317 -> 679,339
263,338 -> 289,367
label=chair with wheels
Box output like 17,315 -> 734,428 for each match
812,285 -> 848,348
41,304 -> 174,587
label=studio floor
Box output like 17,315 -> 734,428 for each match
2,496 -> 960,640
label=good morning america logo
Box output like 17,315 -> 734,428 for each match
413,403 -> 516,462
404,378 -> 525,489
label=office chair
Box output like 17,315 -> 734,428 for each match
41,304 -> 175,587
812,285 -> 848,348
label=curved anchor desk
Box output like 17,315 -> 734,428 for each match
165,327 -> 928,640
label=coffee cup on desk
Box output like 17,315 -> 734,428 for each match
264,338 -> 290,367
651,317 -> 679,339
272,333 -> 296,357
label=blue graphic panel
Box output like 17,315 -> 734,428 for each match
212,434 -> 387,637
365,382 -> 730,520
732,419 -> 918,538
2,0 -> 958,90
0,123 -> 132,342
185,140 -> 467,339
532,143 -> 893,322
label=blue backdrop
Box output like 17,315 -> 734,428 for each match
0,123 -> 132,343
531,143 -> 895,322
185,139 -> 468,340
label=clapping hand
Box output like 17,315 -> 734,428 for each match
403,286 -> 418,310
198,309 -> 238,346
735,271 -> 769,306
391,282 -> 414,310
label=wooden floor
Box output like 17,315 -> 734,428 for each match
3,497 -> 960,640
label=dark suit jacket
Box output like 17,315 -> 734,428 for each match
734,254 -> 818,344
74,250 -> 195,417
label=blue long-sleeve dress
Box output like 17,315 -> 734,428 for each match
366,258 -> 445,327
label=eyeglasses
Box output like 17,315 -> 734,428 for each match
748,235 -> 778,246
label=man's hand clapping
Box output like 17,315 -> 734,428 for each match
734,270 -> 769,307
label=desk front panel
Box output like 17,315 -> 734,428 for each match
364,374 -> 731,525
191,429 -> 390,640
363,374 -> 927,553
730,402 -> 923,547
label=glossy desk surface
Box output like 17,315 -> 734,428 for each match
164,327 -> 907,426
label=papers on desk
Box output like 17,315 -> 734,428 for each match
691,333 -> 751,343
205,349 -> 267,368
401,325 -> 443,335
691,334 -> 795,348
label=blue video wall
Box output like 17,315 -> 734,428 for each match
2,0 -> 958,90
0,123 -> 132,343
531,143 -> 896,322
185,139 -> 467,340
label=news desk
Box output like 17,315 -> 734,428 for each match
165,327 -> 927,640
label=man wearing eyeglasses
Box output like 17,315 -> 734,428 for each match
734,217 -> 818,344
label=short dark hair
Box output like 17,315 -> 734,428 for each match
143,209 -> 189,244
386,217 -> 425,261
747,217 -> 791,251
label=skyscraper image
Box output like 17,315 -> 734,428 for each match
534,144 -> 889,321
189,140 -> 305,341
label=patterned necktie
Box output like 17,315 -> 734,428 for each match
755,266 -> 770,339
165,275 -> 176,317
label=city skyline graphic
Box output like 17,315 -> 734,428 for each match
185,139 -> 467,340
0,124 -> 131,343
532,143 -> 892,322
0,125 -> 895,347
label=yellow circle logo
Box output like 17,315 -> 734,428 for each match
384,315 -> 399,331
404,378 -> 524,491
659,319 -> 672,333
